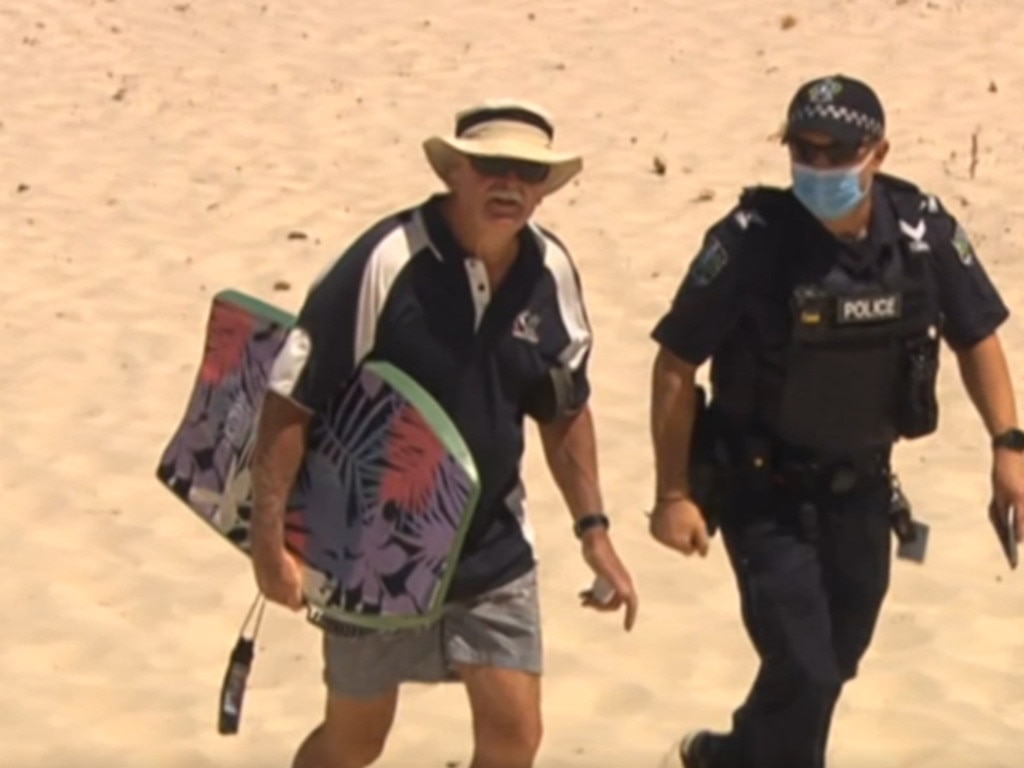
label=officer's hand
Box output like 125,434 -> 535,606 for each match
991,449 -> 1024,542
648,497 -> 710,557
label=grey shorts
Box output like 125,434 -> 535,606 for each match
321,568 -> 542,699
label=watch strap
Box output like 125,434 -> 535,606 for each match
992,428 -> 1024,451
573,513 -> 610,539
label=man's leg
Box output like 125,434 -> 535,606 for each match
447,568 -> 544,768
292,691 -> 398,768
815,480 -> 893,757
711,491 -> 842,768
293,620 -> 450,768
459,665 -> 542,768
820,481 -> 892,680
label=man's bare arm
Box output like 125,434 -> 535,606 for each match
537,404 -> 603,523
955,333 -> 1018,438
251,391 -> 312,558
650,347 -> 699,500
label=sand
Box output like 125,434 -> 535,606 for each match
1,0 -> 1022,765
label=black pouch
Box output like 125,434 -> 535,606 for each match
895,333 -> 940,439
687,387 -> 739,536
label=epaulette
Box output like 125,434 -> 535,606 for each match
875,172 -> 944,216
738,184 -> 791,213
873,172 -> 921,195
918,192 -> 944,216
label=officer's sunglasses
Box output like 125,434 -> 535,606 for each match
469,155 -> 551,184
787,137 -> 865,167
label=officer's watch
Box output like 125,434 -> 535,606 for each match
573,513 -> 610,539
992,427 -> 1024,452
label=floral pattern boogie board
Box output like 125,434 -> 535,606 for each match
156,289 -> 480,630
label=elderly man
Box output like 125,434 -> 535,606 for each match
648,74 -> 1024,767
250,100 -> 638,768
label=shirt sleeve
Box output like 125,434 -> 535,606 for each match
546,240 -> 593,411
267,246 -> 382,412
650,207 -> 754,366
926,202 -> 1010,350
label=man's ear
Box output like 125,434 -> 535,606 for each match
872,138 -> 890,168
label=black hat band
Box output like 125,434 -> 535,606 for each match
456,107 -> 554,141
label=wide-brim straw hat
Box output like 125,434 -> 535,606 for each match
423,99 -> 583,196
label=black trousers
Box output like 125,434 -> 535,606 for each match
712,477 -> 893,768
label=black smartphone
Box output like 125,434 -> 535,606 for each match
896,520 -> 929,564
991,504 -> 1019,570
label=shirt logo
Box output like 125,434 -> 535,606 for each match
512,310 -> 540,343
836,293 -> 903,324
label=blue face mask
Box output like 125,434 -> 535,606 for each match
790,158 -> 870,221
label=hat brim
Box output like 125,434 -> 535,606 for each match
423,135 -> 582,196
782,118 -> 871,146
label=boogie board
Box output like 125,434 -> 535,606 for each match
156,289 -> 480,630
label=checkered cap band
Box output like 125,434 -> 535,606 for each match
789,103 -> 884,140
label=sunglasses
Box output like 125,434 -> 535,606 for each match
469,155 -> 551,184
787,138 -> 866,167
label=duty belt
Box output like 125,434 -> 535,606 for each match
771,448 -> 891,495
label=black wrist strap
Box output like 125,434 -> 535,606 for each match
574,513 -> 610,539
218,593 -> 265,736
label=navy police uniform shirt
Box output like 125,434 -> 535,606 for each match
270,194 -> 593,601
652,177 -> 1010,375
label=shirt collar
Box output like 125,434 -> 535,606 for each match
866,182 -> 902,247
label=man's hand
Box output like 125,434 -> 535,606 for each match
649,496 -> 710,557
991,449 -> 1024,542
252,545 -> 305,611
578,530 -> 638,631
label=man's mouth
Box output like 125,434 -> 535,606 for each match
486,189 -> 524,216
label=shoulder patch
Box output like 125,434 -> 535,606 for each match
951,222 -> 975,266
684,236 -> 729,288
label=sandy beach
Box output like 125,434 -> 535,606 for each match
1,0 -> 1022,765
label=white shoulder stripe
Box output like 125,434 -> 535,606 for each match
533,225 -> 591,370
352,222 -> 420,365
267,219 -> 419,403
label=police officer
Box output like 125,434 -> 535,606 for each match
647,74 -> 1024,768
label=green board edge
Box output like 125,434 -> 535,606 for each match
215,288 -> 297,327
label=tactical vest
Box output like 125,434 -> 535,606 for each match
727,175 -> 943,458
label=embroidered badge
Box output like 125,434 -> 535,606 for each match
951,223 -> 975,266
684,237 -> 729,289
807,77 -> 842,105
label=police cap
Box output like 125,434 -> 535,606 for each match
782,74 -> 885,145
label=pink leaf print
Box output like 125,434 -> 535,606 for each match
379,404 -> 445,515
200,300 -> 255,385
284,508 -> 309,559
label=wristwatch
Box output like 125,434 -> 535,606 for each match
992,427 -> 1024,452
573,513 -> 610,539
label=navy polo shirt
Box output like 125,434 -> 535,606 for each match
652,177 -> 1010,370
270,194 -> 593,600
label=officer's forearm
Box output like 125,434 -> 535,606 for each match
955,333 -> 1019,438
538,405 -> 604,524
651,348 -> 698,499
251,392 -> 310,557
